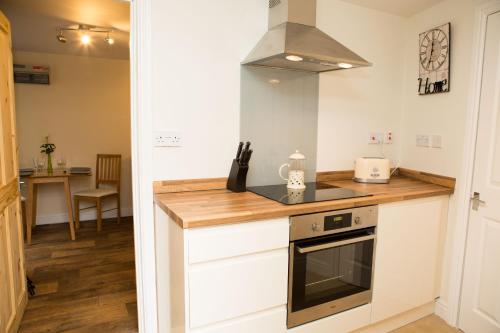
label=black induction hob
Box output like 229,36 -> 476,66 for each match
247,182 -> 372,205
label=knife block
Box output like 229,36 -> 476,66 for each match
226,159 -> 248,193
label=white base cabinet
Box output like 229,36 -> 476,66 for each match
155,206 -> 289,333
155,195 -> 449,333
370,196 -> 449,324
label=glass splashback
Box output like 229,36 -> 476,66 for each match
240,67 -> 319,186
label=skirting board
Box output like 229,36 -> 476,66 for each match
34,207 -> 133,225
434,299 -> 450,324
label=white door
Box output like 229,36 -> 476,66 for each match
459,10 -> 500,333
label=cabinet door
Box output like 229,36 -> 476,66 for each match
371,196 -> 448,323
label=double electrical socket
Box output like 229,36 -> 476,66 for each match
416,134 -> 442,148
369,132 -> 393,144
153,130 -> 183,147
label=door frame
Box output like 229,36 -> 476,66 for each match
130,0 -> 157,332
446,0 -> 500,327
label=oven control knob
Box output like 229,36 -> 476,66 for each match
354,216 -> 361,225
311,223 -> 320,232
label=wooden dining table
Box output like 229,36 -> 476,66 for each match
22,170 -> 91,244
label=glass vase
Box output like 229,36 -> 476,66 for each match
47,153 -> 53,174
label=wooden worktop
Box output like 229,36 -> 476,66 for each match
154,169 -> 455,229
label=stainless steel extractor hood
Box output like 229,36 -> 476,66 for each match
242,0 -> 371,73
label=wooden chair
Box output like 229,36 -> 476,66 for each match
74,154 -> 121,231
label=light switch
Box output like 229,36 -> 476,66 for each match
430,135 -> 442,148
384,131 -> 393,144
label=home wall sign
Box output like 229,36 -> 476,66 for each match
418,23 -> 450,95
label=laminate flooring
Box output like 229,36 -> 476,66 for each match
18,217 -> 138,333
392,315 -> 463,333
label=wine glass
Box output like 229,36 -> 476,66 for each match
36,157 -> 46,173
57,157 -> 67,171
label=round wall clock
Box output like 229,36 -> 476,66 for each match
418,23 -> 450,95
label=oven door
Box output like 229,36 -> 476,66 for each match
287,228 -> 375,328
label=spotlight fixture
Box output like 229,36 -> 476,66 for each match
338,62 -> 353,69
105,33 -> 114,45
285,55 -> 303,62
81,34 -> 91,45
56,30 -> 67,43
56,24 -> 115,46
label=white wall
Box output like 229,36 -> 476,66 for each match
151,0 -> 406,179
14,51 -> 132,224
151,0 -> 268,181
400,0 -> 488,320
316,0 -> 406,171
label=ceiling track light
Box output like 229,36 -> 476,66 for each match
105,32 -> 114,45
56,30 -> 67,43
56,24 -> 115,46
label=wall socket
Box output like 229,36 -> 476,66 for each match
369,132 -> 393,144
153,131 -> 183,147
368,133 -> 384,144
416,134 -> 430,147
416,134 -> 442,148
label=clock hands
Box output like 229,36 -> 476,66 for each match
429,41 -> 435,70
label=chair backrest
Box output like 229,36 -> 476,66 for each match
96,154 -> 121,191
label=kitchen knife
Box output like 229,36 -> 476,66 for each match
239,149 -> 248,166
243,149 -> 253,165
243,141 -> 251,153
235,142 -> 243,161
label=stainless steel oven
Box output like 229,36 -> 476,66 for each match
287,206 -> 378,328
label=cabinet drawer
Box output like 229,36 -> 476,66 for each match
191,306 -> 286,333
189,249 -> 288,328
188,218 -> 289,264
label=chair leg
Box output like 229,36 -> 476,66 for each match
63,178 -> 76,241
74,197 -> 80,229
96,199 -> 103,232
116,194 -> 121,224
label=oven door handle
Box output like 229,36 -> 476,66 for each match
296,234 -> 375,254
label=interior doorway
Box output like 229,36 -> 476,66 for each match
0,0 -> 139,332
458,8 -> 500,333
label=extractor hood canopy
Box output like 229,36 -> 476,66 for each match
242,0 -> 372,73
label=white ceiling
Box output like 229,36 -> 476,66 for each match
0,0 -> 130,60
340,0 -> 444,17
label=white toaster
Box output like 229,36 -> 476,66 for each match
354,157 -> 391,184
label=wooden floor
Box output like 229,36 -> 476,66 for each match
392,315 -> 462,333
19,217 -> 138,333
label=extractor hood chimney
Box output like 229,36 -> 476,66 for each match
242,0 -> 371,73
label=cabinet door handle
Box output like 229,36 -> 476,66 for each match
471,192 -> 486,211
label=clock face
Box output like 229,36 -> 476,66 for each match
420,29 -> 449,70
418,23 -> 450,95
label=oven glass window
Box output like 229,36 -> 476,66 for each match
291,232 -> 374,312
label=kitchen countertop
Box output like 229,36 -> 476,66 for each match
154,173 -> 454,229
